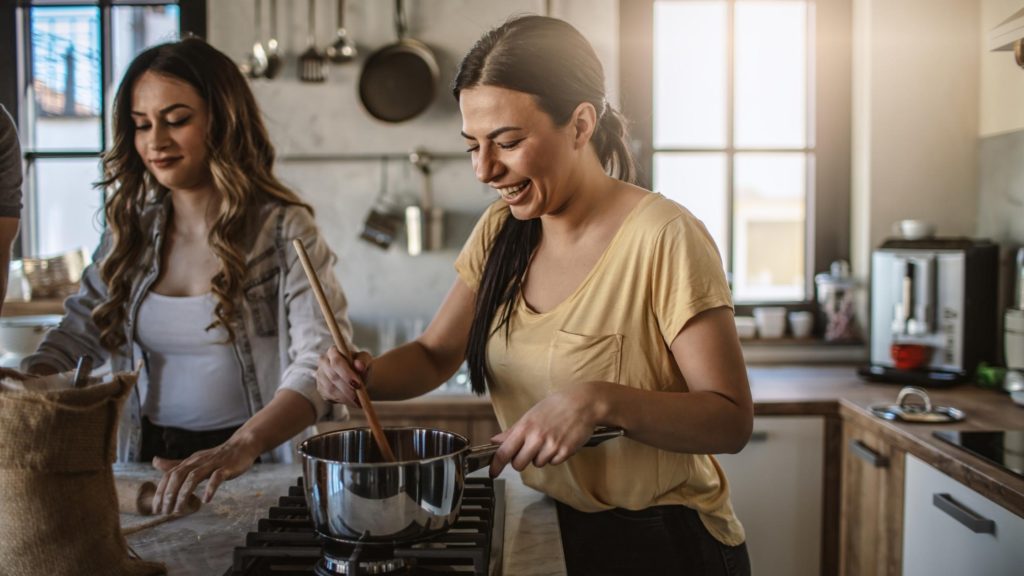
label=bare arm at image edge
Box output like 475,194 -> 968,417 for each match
0,105 -> 25,315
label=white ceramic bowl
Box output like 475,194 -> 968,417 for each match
0,315 -> 62,356
895,219 -> 935,240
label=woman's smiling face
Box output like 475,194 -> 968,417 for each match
460,85 -> 579,220
131,71 -> 211,192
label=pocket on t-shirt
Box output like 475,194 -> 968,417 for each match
547,330 -> 623,391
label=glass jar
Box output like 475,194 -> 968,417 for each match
814,260 -> 860,342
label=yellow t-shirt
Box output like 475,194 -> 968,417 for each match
454,192 -> 745,546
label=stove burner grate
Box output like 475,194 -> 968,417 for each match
223,477 -> 500,576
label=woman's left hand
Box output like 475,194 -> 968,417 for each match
488,381 -> 609,478
151,441 -> 261,515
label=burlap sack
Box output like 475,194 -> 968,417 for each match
0,373 -> 165,576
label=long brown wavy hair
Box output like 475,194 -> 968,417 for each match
453,16 -> 638,394
94,37 -> 310,351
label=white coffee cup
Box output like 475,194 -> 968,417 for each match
788,310 -> 814,339
753,307 -> 786,339
734,316 -> 757,339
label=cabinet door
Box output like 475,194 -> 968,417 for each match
716,416 -> 824,576
903,454 -> 1024,576
839,420 -> 903,576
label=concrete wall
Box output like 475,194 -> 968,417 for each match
850,0 -> 981,290
976,0 -> 1024,246
980,0 -> 1024,136
206,0 -> 618,348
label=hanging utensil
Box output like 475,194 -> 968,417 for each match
359,159 -> 402,250
244,0 -> 269,79
264,0 -> 282,79
406,149 -> 443,255
291,239 -> 395,462
358,0 -> 439,122
326,0 -> 357,63
299,0 -> 327,82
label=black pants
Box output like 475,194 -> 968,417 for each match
139,416 -> 242,461
557,502 -> 751,576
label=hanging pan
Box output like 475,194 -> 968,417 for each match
358,0 -> 439,123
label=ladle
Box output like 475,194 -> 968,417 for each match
326,0 -> 357,63
245,0 -> 269,78
263,0 -> 282,79
292,239 -> 396,462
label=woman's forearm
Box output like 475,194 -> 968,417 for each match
364,340 -> 461,401
226,388 -> 318,457
593,383 -> 753,455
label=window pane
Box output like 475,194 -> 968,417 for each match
734,1 -> 807,148
653,1 -> 727,148
29,158 -> 104,256
654,152 -> 729,265
28,6 -> 102,152
732,153 -> 806,301
111,5 -> 181,89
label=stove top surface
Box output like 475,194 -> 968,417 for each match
933,430 -> 1024,478
223,477 -> 505,576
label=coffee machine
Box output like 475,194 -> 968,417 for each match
860,238 -> 998,385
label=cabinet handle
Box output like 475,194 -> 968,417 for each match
748,430 -> 769,443
932,493 -> 996,534
850,439 -> 889,468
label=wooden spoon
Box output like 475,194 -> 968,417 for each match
292,239 -> 396,462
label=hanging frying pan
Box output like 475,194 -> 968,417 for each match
358,0 -> 439,123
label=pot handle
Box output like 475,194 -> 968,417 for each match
463,426 -> 625,475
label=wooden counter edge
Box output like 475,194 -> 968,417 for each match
330,383 -> 1024,519
838,399 -> 1024,519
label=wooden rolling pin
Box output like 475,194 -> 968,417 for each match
115,478 -> 200,516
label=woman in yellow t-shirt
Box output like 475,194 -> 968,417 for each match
316,15 -> 753,576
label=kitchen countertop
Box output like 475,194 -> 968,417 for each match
365,366 -> 1024,517
746,365 -> 1024,517
117,463 -> 566,576
116,365 -> 1023,574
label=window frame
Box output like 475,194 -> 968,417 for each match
619,0 -> 852,311
0,0 -> 206,258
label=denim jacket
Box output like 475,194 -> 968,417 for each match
23,195 -> 352,463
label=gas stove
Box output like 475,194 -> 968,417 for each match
222,476 -> 504,576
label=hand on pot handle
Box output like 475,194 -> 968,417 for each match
486,382 -> 624,478
316,345 -> 374,407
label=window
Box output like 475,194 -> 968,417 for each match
1,0 -> 206,259
620,0 -> 852,305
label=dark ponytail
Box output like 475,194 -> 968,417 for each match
465,217 -> 541,394
454,15 -> 637,394
593,106 -> 637,185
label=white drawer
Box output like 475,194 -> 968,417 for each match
903,454 -> 1024,576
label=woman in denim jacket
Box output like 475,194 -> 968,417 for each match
21,38 -> 353,514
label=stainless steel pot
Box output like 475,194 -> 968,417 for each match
299,426 -> 623,545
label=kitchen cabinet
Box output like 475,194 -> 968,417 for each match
716,416 -> 824,576
318,394 -> 502,445
902,454 -> 1024,576
839,417 -> 904,576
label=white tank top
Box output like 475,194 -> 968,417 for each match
135,292 -> 249,431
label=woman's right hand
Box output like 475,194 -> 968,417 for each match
315,346 -> 374,406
